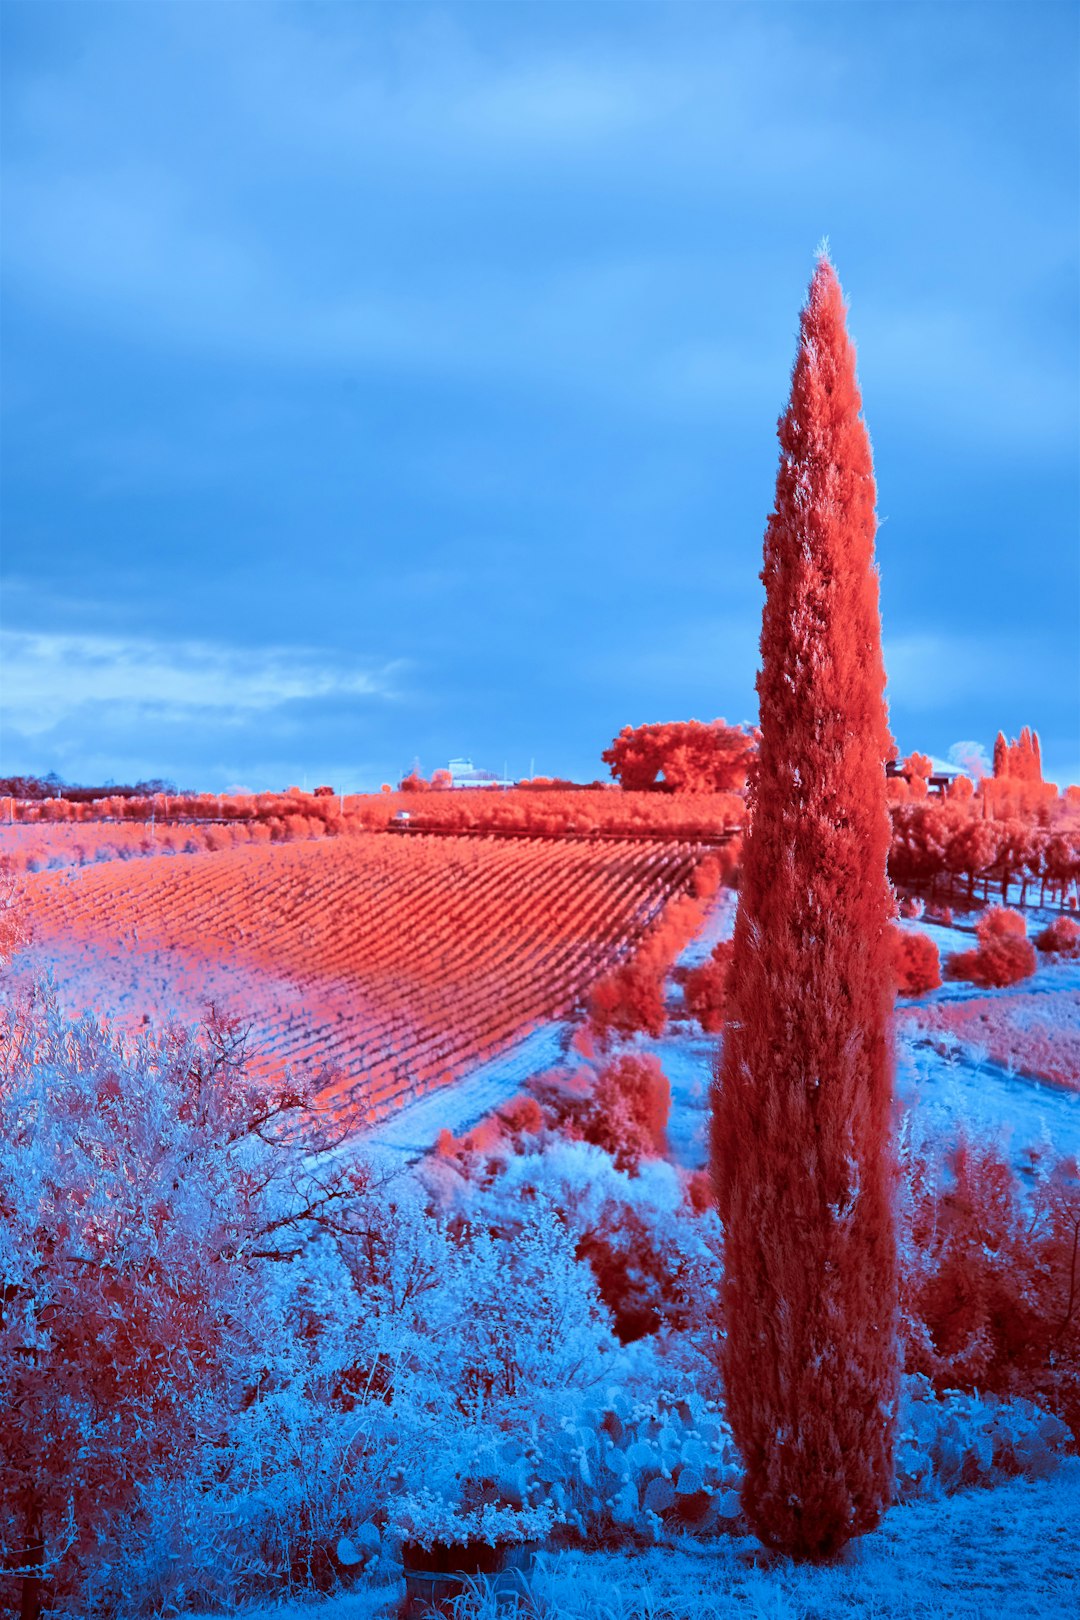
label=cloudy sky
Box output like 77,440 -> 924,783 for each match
2,0 -> 1076,790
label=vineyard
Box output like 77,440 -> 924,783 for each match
12,831 -> 712,1125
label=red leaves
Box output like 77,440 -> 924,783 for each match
712,255 -> 898,1560
602,720 -> 757,794
587,961 -> 666,1043
582,1053 -> 671,1172
890,927 -> 942,997
586,888 -> 719,1045
993,726 -> 1044,782
1036,916 -> 1080,956
946,908 -> 1037,989
682,941 -> 733,1032
18,835 -> 710,1125
900,1139 -> 1080,1438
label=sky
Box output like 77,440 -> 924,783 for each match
1,0 -> 1077,792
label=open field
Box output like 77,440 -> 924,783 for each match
6,829 -> 711,1125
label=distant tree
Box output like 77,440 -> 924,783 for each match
602,719 -> 756,793
711,254 -> 899,1560
993,727 -> 1044,783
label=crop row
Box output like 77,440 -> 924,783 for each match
22,832 -> 709,1124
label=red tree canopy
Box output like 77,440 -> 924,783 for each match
993,727 -> 1043,782
602,719 -> 756,793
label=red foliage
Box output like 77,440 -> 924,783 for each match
586,960 -> 667,1043
15,835 -> 706,1124
993,726 -> 1044,782
979,906 -> 1028,941
890,926 -> 941,996
945,908 -> 1038,989
899,1139 -> 1080,1437
497,1094 -> 545,1137
903,751 -> 933,781
712,255 -> 898,1559
602,719 -> 756,793
367,786 -> 745,841
682,940 -> 733,1031
586,885 -> 724,1046
685,1169 -> 715,1214
582,1053 -> 671,1171
1036,916 -> 1080,955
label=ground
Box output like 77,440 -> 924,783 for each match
187,1460 -> 1080,1618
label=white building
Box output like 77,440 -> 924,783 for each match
447,757 -> 515,789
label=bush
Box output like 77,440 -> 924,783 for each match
890,926 -> 942,996
682,942 -> 733,1032
894,1376 -> 1072,1501
978,906 -> 1028,941
472,1141 -> 724,1357
898,1129 -> 1080,1439
0,991 -> 369,1618
587,962 -> 666,1043
1036,916 -> 1080,955
582,1054 -> 671,1172
945,908 -> 1037,988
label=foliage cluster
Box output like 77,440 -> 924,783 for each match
601,721 -> 757,794
945,907 -> 1039,989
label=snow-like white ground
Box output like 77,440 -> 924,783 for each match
360,1021 -> 570,1168
675,885 -> 739,967
345,889 -> 1080,1173
193,1458 -> 1080,1619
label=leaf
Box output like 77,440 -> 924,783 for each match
642,1475 -> 675,1515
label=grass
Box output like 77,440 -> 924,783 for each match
194,1459 -> 1080,1620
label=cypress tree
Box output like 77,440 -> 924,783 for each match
711,253 -> 898,1560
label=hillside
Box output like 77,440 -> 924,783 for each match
8,830 -> 712,1126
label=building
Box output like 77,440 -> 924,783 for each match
886,756 -> 968,797
447,757 -> 515,790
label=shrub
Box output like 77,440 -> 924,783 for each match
890,926 -> 942,996
682,942 -> 733,1032
582,1054 -> 671,1172
587,962 -> 666,1044
978,906 -> 1028,941
0,991 -> 368,1619
898,1128 -> 1080,1439
894,1376 -> 1072,1501
1036,916 -> 1080,955
946,910 -> 1038,988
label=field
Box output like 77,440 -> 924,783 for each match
6,826 -> 711,1125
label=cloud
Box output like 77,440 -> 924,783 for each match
0,630 -> 401,738
947,739 -> 992,780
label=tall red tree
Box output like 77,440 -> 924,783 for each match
711,254 -> 899,1560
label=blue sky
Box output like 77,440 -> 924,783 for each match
1,0 -> 1077,791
